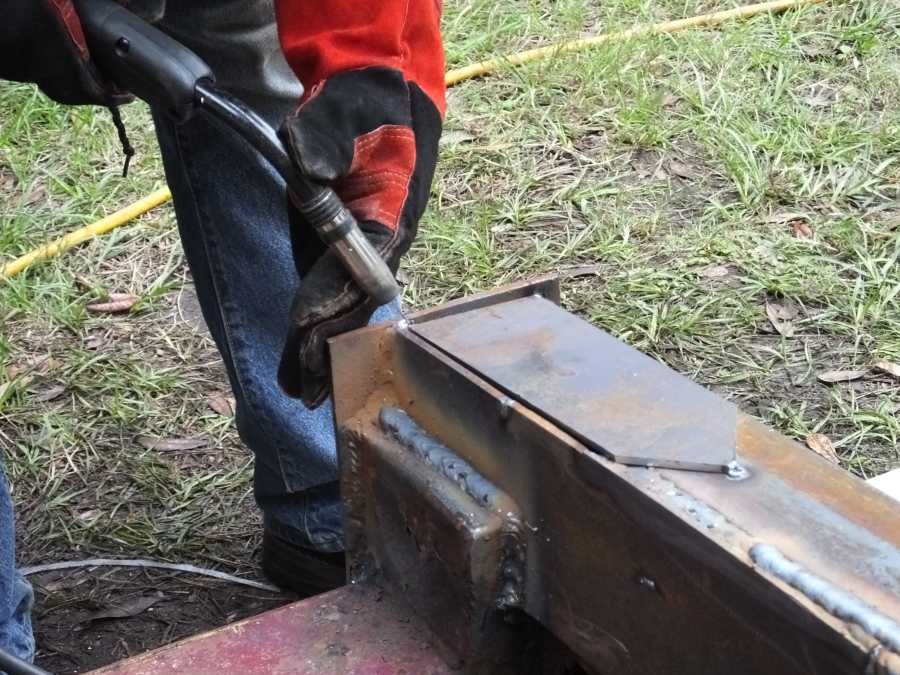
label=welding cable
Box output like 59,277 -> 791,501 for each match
1,0 -> 824,279
0,647 -> 52,675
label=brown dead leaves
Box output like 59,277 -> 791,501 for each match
766,301 -> 797,338
136,437 -> 209,452
814,360 -> 900,385
764,211 -> 813,239
873,360 -> 900,379
85,592 -> 164,623
817,369 -> 869,384
206,392 -> 235,417
86,293 -> 140,314
805,433 -> 839,464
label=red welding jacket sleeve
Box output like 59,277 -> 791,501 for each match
273,0 -> 446,115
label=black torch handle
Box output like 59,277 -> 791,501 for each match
75,0 -> 401,305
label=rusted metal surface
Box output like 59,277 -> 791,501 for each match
408,274 -> 561,324
412,293 -> 736,472
329,276 -> 900,675
341,406 -> 526,670
90,585 -> 453,675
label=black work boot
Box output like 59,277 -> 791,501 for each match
261,528 -> 346,596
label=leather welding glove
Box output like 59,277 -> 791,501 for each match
273,0 -> 446,407
277,66 -> 443,407
1,0 -> 126,105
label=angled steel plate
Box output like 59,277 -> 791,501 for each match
411,294 -> 736,472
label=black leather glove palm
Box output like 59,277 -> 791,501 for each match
278,67 -> 442,407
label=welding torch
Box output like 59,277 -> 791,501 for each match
74,0 -> 401,307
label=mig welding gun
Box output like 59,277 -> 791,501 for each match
73,0 -> 401,307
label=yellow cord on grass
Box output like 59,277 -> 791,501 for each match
2,187 -> 172,278
2,0 -> 824,279
444,0 -> 823,85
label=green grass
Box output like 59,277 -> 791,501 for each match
2,0 -> 900,579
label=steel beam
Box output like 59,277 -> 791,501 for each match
90,585 -> 453,675
331,277 -> 900,675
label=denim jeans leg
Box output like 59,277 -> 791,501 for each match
148,0 -> 400,552
0,464 -> 34,661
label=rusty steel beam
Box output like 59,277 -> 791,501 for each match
330,277 -> 900,675
90,585 -> 453,675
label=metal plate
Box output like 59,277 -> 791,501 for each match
91,585 -> 453,675
412,294 -> 736,472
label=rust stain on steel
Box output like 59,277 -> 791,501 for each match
90,585 -> 453,675
657,415 -> 900,618
411,294 -> 736,472
408,274 -> 561,324
735,415 -> 900,544
331,279 -> 900,673
334,312 -> 900,674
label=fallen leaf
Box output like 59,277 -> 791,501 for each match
661,92 -> 680,107
700,265 -> 730,279
177,288 -> 207,334
207,393 -> 235,417
559,264 -> 603,279
25,182 -> 47,206
873,360 -> 900,379
766,301 -> 796,338
33,384 -> 66,403
137,436 -> 209,451
75,509 -> 102,523
0,169 -> 17,192
83,335 -> 106,350
439,130 -> 476,147
802,83 -> 839,108
791,220 -> 813,239
805,433 -> 839,463
87,293 -> 139,314
763,211 -> 810,225
800,38 -> 840,60
666,158 -> 695,179
85,593 -> 163,622
817,369 -> 868,383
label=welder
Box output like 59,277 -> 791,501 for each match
0,0 -> 445,664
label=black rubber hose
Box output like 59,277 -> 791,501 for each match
0,648 -> 52,675
193,80 -> 320,204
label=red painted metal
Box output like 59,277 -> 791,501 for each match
90,585 -> 453,675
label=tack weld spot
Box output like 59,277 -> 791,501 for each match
751,544 -> 900,653
655,473 -> 753,538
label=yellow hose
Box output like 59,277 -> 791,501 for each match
2,0 -> 823,279
444,0 -> 823,85
2,187 -> 171,278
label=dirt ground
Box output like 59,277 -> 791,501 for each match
20,285 -> 296,673
32,567 -> 293,673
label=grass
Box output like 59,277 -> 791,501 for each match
1,0 -> 899,594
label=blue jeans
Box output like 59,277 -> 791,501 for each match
0,469 -> 34,661
149,0 -> 399,552
1,0 -> 398,656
